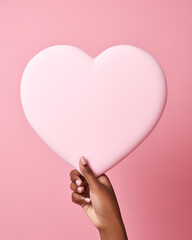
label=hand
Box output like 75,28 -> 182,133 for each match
69,156 -> 128,240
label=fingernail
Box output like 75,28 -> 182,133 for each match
84,197 -> 91,203
81,156 -> 87,166
77,186 -> 83,193
76,180 -> 81,186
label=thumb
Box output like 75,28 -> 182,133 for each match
79,156 -> 100,191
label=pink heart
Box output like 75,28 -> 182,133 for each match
20,45 -> 167,176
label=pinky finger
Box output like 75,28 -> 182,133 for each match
71,192 -> 91,206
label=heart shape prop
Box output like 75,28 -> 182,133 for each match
20,45 -> 167,176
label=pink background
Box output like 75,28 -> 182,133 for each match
0,0 -> 191,239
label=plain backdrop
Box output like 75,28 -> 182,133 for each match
0,0 -> 191,239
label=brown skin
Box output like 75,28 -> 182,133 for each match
70,156 -> 128,240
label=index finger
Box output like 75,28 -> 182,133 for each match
70,169 -> 83,186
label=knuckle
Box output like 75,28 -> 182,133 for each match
71,192 -> 76,202
70,170 -> 75,178
71,169 -> 77,175
70,170 -> 80,182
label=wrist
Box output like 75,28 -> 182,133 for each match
98,217 -> 128,240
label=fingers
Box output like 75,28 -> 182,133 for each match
79,156 -> 100,191
70,182 -> 85,193
70,169 -> 83,186
70,169 -> 91,205
71,192 -> 91,206
70,168 -> 88,192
